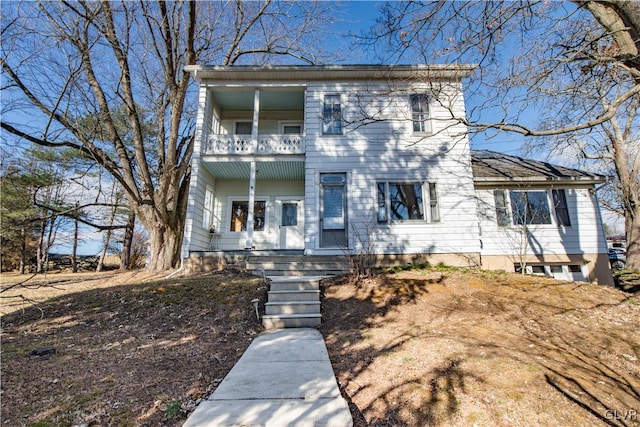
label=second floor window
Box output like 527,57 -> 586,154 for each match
323,94 -> 342,135
235,122 -> 252,135
410,94 -> 431,133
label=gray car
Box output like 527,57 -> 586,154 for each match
608,248 -> 626,270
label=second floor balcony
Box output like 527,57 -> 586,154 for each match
199,86 -> 306,156
203,133 -> 305,155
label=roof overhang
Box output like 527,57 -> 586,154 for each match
185,64 -> 477,82
471,150 -> 607,187
473,176 -> 607,187
202,157 -> 305,180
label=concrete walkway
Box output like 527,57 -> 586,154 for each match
183,328 -> 353,427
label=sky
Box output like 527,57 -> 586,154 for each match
334,1 -> 532,155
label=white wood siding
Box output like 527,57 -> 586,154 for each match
476,186 -> 609,257
193,85 -> 210,155
181,85 -> 212,257
182,162 -> 216,256
183,69 -> 610,278
303,81 -> 480,255
211,179 -> 304,251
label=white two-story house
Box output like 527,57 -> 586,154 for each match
181,64 -> 612,285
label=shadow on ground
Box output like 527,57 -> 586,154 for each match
1,271 -> 267,426
320,267 -> 639,426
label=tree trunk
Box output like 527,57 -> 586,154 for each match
19,225 -> 26,275
96,227 -> 110,272
120,212 -> 135,271
137,196 -> 186,273
36,218 -> 46,274
133,164 -> 190,273
72,202 -> 79,273
97,182 -> 119,272
625,206 -> 639,270
43,216 -> 56,274
97,212 -> 115,272
142,202 -> 186,273
146,226 -> 180,273
608,118 -> 639,271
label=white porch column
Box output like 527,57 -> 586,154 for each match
246,89 -> 260,249
246,160 -> 256,249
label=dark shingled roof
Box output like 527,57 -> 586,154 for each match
471,150 -> 606,184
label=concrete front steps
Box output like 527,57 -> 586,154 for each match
185,253 -> 352,329
262,277 -> 323,329
247,255 -> 350,277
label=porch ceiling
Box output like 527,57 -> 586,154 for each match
213,89 -> 304,110
204,160 -> 304,180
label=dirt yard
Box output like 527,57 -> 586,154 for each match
320,266 -> 640,426
1,267 -> 638,426
1,270 -> 266,426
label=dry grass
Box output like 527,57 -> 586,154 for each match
320,266 -> 640,426
2,266 -> 638,426
1,270 -> 267,426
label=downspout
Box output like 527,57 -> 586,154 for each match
165,256 -> 185,279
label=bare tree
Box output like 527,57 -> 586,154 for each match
96,180 -> 121,272
358,0 -> 639,270
344,213 -> 380,282
1,1 -> 336,272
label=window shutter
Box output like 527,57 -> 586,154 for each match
552,189 -> 571,226
493,190 -> 510,226
429,183 -> 439,222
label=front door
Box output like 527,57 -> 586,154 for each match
320,173 -> 348,247
276,198 -> 304,249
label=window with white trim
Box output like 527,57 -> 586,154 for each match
229,200 -> 266,232
235,121 -> 252,135
510,190 -> 552,225
322,94 -> 342,135
376,182 -> 439,223
280,122 -> 303,134
203,185 -> 214,230
494,189 -> 572,227
410,93 -> 431,134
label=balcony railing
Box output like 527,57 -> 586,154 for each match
203,134 -> 305,155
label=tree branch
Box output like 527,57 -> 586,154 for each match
461,83 -> 640,137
